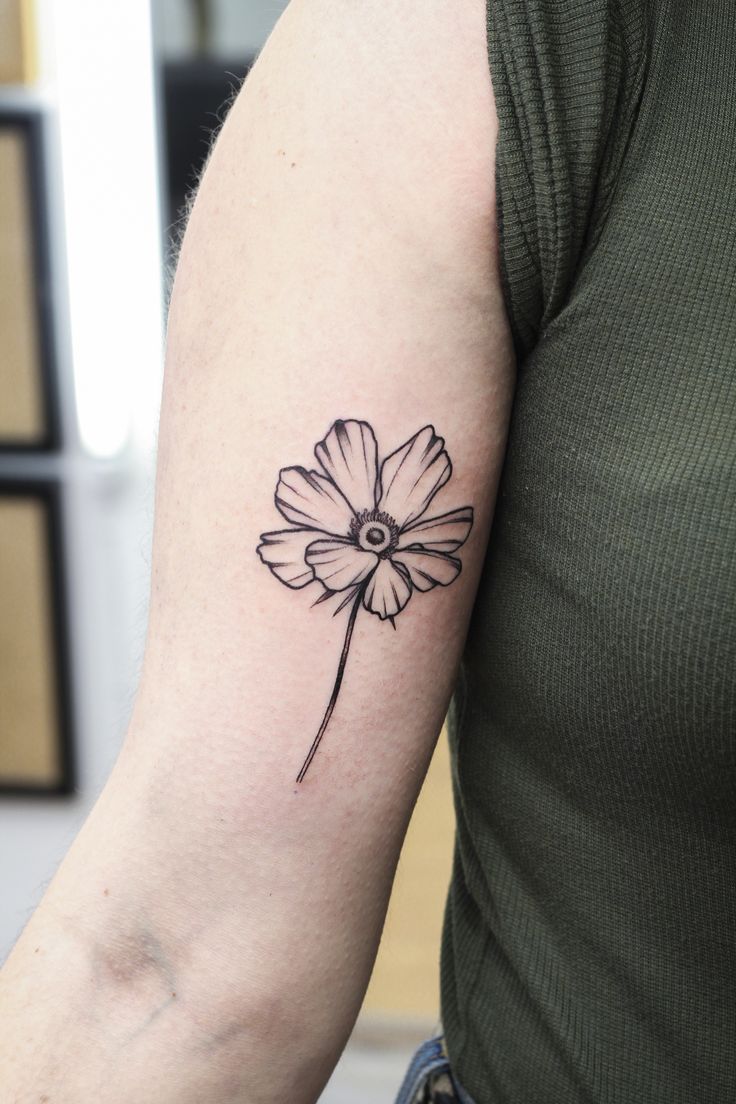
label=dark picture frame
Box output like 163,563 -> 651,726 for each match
0,480 -> 75,796
0,108 -> 60,451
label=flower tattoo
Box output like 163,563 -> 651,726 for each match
257,420 -> 473,782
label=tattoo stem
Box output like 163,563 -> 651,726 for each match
296,586 -> 364,783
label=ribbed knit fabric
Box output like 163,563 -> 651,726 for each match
440,2 -> 736,1102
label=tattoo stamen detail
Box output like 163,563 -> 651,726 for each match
257,419 -> 473,782
350,509 -> 399,556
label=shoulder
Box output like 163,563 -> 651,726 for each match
236,0 -> 499,251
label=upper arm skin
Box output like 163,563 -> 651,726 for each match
0,2 -> 514,1101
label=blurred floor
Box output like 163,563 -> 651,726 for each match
320,1039 -> 413,1104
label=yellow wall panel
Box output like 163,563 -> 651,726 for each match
0,1 -> 37,84
0,496 -> 61,787
363,732 -> 455,1021
0,126 -> 45,442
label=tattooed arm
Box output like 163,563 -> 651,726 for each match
0,1 -> 513,1100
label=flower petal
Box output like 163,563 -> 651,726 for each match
275,467 -> 354,535
306,538 -> 377,591
314,420 -> 378,514
392,549 -> 461,592
257,529 -> 320,588
363,558 -> 412,620
396,506 -> 473,552
378,425 -> 451,529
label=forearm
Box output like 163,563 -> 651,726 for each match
2,586 -> 470,1101
0,724 -> 416,1102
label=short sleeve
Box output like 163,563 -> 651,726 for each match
488,0 -> 650,359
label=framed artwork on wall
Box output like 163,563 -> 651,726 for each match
0,481 -> 74,795
0,108 -> 60,450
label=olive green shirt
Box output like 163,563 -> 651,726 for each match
440,1 -> 736,1100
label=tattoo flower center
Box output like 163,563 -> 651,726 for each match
257,419 -> 473,783
350,509 -> 399,556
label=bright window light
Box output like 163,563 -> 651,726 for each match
53,0 -> 164,458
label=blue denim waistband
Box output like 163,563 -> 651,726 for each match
393,1034 -> 475,1104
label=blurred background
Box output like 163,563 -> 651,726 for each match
0,2 -> 455,1098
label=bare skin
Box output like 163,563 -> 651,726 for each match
0,2 -> 514,1101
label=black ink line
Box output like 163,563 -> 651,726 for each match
296,585 -> 364,784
